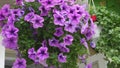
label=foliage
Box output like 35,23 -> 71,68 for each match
94,0 -> 120,15
92,6 -> 120,68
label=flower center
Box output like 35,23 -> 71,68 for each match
41,50 -> 45,54
57,17 -> 62,21
18,61 -> 23,65
47,1 -> 51,4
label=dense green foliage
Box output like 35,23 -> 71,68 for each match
93,7 -> 120,68
94,0 -> 120,15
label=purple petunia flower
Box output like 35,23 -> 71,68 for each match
78,54 -> 86,63
80,38 -> 88,49
2,37 -> 18,49
28,47 -> 48,67
7,15 -> 16,25
68,7 -> 76,15
0,11 -> 5,21
63,34 -> 74,46
4,25 -> 19,38
41,0 -> 56,8
1,24 -> 9,37
25,0 -> 35,2
24,12 -> 35,22
16,0 -> 24,6
64,21 -> 77,33
53,14 -> 65,26
49,38 -> 59,47
58,43 -> 70,53
12,58 -> 26,68
11,8 -> 24,19
39,6 -> 50,16
37,47 -> 49,60
60,3 -> 69,13
75,4 -> 86,16
31,15 -> 44,28
85,63 -> 92,68
28,48 -> 37,61
54,27 -> 64,37
58,53 -> 67,63
68,13 -> 81,24
1,4 -> 10,17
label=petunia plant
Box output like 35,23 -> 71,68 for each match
0,0 -> 97,68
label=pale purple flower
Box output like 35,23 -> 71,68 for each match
58,53 -> 67,63
53,14 -> 65,26
64,21 -> 77,33
24,12 -> 35,22
49,38 -> 59,47
37,47 -> 49,60
39,6 -> 50,16
42,40 -> 47,47
58,43 -> 70,53
16,0 -> 24,6
54,27 -> 64,37
90,18 -> 97,34
68,13 -> 81,24
1,4 -> 10,17
63,34 -> 74,46
39,59 -> 48,67
85,29 -> 94,40
83,11 -> 90,22
31,15 -> 44,28
12,58 -> 26,68
2,37 -> 18,49
81,22 -> 94,40
78,54 -> 86,63
90,41 -> 96,48
85,63 -> 92,68
28,48 -> 37,60
4,25 -> 19,38
80,38 -> 88,49
81,22 -> 89,34
25,0 -> 35,2
0,11 -> 5,21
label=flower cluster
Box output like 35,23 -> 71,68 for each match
0,0 -> 97,68
0,4 -> 24,49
